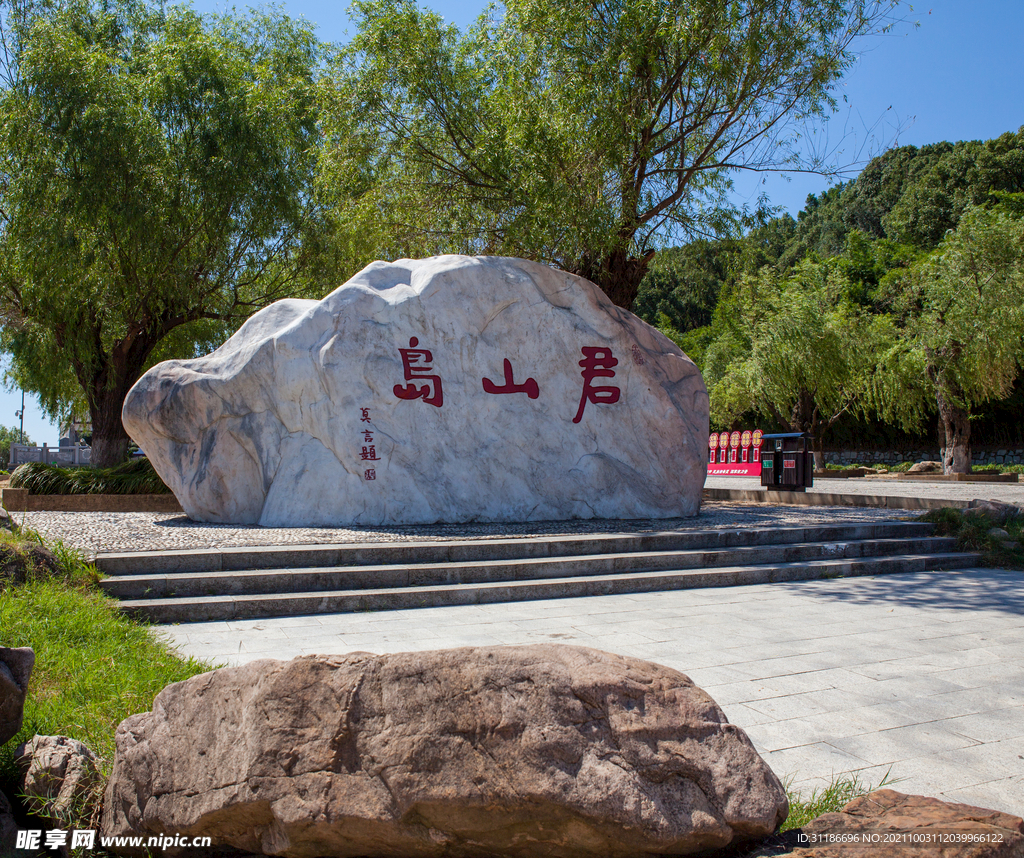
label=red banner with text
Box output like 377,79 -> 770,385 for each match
707,429 -> 762,476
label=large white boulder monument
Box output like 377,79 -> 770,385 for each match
123,256 -> 709,525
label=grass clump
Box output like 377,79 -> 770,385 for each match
9,458 -> 170,495
782,771 -> 894,831
919,507 -> 1024,568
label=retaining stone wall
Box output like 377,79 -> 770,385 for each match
823,448 -> 1024,466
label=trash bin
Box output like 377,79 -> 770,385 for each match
760,432 -> 814,491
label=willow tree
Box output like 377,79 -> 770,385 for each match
703,260 -> 892,467
325,0 -> 904,308
876,204 -> 1024,473
0,1 -> 322,465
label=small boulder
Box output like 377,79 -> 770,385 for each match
103,645 -> 788,857
0,789 -> 18,855
968,499 -> 1023,526
16,735 -> 102,824
908,461 -> 944,474
754,789 -> 1024,857
0,542 -> 62,587
0,646 -> 34,746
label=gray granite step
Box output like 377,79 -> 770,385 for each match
115,551 -> 982,624
95,520 -> 936,575
99,536 -> 959,600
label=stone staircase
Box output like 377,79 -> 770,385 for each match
95,521 -> 980,624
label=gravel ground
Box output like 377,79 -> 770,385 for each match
15,501 -> 908,557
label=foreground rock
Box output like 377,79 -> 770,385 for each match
16,735 -> 102,823
0,790 -> 17,855
0,647 -> 34,745
103,645 -> 787,857
908,461 -> 944,474
753,790 -> 1024,857
123,255 -> 708,526
967,499 -> 1022,525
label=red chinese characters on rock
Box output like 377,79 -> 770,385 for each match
359,407 -> 379,479
482,359 -> 539,399
573,347 -> 621,423
394,337 -> 443,407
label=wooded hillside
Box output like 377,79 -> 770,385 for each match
633,129 -> 1024,471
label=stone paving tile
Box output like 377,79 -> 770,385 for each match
156,567 -> 1024,816
937,709 -> 1024,744
760,742 -> 876,780
742,720 -> 835,753
829,723 -> 981,766
794,704 -> 937,739
943,777 -> 1024,813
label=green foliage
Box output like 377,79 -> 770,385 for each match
919,507 -> 1024,568
0,0 -> 325,464
782,771 -> 894,832
883,130 -> 1024,246
702,259 -> 892,458
9,458 -> 170,495
873,204 -> 1024,470
972,463 -> 1024,474
0,579 -> 210,778
0,424 -> 32,467
326,0 -> 902,307
646,127 -> 1024,460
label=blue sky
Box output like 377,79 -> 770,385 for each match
5,0 -> 1023,446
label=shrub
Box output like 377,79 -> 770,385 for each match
9,458 -> 170,495
919,507 -> 1024,568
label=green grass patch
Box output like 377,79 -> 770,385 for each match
0,528 -> 210,811
971,462 -> 1024,475
887,461 -> 916,472
919,507 -> 1024,569
782,771 -> 895,831
9,458 -> 170,495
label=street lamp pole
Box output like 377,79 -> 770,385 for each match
16,389 -> 24,444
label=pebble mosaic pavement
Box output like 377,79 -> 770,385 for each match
18,500 -> 907,555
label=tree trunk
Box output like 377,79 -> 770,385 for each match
574,248 -> 655,309
936,392 -> 971,475
89,387 -> 132,468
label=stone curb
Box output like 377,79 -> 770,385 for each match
702,487 -> 970,511
0,487 -> 182,513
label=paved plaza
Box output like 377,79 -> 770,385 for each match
19,481 -> 1024,818
158,566 -> 1024,817
707,474 -> 1024,505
